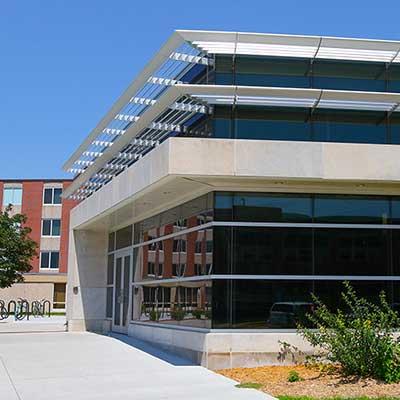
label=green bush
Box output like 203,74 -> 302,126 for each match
192,308 -> 203,319
149,309 -> 160,321
170,307 -> 186,321
287,370 -> 302,382
299,281 -> 400,383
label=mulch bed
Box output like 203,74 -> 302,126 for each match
216,365 -> 400,398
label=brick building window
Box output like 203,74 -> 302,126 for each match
43,188 -> 62,205
3,187 -> 22,206
42,219 -> 61,236
40,251 -> 60,269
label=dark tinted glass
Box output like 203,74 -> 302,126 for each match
314,280 -> 397,312
53,188 -> 62,204
52,219 -> 61,236
107,254 -> 114,285
391,230 -> 400,276
108,232 -> 115,252
40,252 -> 49,268
314,196 -> 390,224
106,287 -> 113,318
391,199 -> 400,224
43,188 -> 53,204
212,279 -> 400,329
50,252 -> 59,269
390,114 -> 400,144
314,228 -> 390,275
42,220 -> 51,236
215,192 -> 312,222
234,106 -> 310,141
231,227 -> 312,274
312,109 -> 387,144
312,60 -> 386,92
234,56 -> 311,88
388,65 -> 400,93
116,225 -> 132,250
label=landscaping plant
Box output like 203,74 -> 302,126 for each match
287,370 -> 302,382
299,281 -> 400,383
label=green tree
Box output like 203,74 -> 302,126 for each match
0,206 -> 38,288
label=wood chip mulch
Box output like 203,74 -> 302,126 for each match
216,365 -> 400,398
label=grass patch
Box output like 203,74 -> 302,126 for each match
278,397 -> 400,400
235,382 -> 263,389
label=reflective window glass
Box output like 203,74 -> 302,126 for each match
115,225 -> 132,250
3,187 -> 22,206
52,219 -> 61,236
212,279 -> 399,329
215,192 -> 312,222
312,60 -> 386,92
314,195 -> 390,224
50,252 -> 59,269
232,227 -> 312,275
42,220 -> 51,236
107,254 -> 114,285
387,65 -> 400,93
314,228 -> 391,275
108,232 -> 115,252
40,252 -> 50,269
43,188 -> 53,204
312,109 -> 387,144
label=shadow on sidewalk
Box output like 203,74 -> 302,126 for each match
108,332 -> 197,367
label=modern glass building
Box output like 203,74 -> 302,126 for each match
64,30 -> 400,368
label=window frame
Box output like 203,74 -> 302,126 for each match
41,218 -> 61,237
43,187 -> 63,206
3,186 -> 23,206
40,251 -> 60,270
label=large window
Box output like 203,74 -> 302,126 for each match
3,187 -> 22,206
42,219 -> 61,236
43,187 -> 62,205
123,192 -> 400,329
212,105 -> 394,145
212,279 -> 399,329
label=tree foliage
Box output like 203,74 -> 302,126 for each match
0,206 -> 38,288
299,281 -> 400,383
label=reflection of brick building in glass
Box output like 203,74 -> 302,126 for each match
132,201 -> 213,328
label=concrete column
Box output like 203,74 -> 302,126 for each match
66,228 -> 108,332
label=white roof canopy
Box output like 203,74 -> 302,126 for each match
64,30 -> 400,200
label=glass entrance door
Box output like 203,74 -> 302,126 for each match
112,250 -> 131,333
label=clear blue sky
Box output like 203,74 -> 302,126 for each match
1,0 -> 400,179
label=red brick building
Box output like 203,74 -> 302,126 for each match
0,179 -> 77,310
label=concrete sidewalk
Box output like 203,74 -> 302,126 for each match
0,332 -> 274,400
0,316 -> 66,333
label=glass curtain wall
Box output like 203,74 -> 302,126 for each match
213,192 -> 400,329
209,105 -> 400,145
108,192 -> 400,330
214,55 -> 400,92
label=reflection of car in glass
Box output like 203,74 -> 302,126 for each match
267,302 -> 314,328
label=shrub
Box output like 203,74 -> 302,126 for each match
192,308 -> 203,319
170,307 -> 186,321
299,281 -> 400,383
149,309 -> 160,321
287,370 -> 302,382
